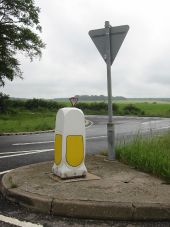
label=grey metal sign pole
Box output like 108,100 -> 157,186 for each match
88,22 -> 129,161
105,21 -> 115,160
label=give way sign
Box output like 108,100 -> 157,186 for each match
89,24 -> 129,65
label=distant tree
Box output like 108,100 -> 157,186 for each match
0,0 -> 45,86
0,92 -> 9,112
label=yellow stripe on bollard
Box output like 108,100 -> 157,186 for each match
54,134 -> 62,165
66,135 -> 84,167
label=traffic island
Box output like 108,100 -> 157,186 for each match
1,155 -> 170,220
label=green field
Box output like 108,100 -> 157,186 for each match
117,102 -> 170,117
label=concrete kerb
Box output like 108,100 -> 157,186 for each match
1,184 -> 52,214
0,129 -> 55,136
1,155 -> 170,221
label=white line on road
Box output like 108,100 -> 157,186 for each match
86,135 -> 107,140
86,120 -> 94,128
0,149 -> 50,155
13,141 -> 54,146
0,214 -> 43,227
160,126 -> 170,129
12,136 -> 107,146
141,120 -> 168,125
0,149 -> 53,159
155,126 -> 170,130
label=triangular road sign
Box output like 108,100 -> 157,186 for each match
89,25 -> 129,65
69,96 -> 78,107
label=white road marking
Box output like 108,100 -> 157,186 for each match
86,135 -> 107,140
0,214 -> 43,227
1,136 -> 107,159
12,135 -> 107,146
13,141 -> 53,146
157,126 -> 170,129
0,150 -> 49,155
86,120 -> 94,128
0,149 -> 53,159
142,120 -> 162,125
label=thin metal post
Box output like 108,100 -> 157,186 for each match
105,21 -> 115,160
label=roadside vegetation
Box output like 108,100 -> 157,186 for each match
1,93 -> 170,133
0,111 -> 55,132
116,132 -> 170,182
118,102 -> 170,117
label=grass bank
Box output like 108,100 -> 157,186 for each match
0,111 -> 56,133
118,102 -> 170,117
116,132 -> 170,182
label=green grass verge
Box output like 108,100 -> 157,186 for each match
116,132 -> 170,182
0,111 -> 56,133
118,102 -> 170,117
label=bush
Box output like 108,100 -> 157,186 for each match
122,104 -> 144,116
0,93 -> 10,113
76,102 -> 119,114
9,99 -> 26,109
112,103 -> 119,113
25,99 -> 66,111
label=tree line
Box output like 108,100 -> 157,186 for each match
0,93 -> 144,116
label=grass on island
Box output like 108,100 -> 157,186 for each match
0,111 -> 56,133
117,102 -> 170,117
115,132 -> 170,182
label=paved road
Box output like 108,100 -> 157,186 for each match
0,115 -> 170,226
1,116 -> 170,173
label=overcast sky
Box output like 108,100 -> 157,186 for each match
2,0 -> 170,98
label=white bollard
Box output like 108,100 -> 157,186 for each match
52,107 -> 87,179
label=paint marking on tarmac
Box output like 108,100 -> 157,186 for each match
156,126 -> 170,130
0,149 -> 50,155
12,135 -> 107,146
142,120 -> 160,125
13,141 -> 54,146
156,126 -> 170,129
86,120 -> 94,128
0,149 -> 53,159
0,214 -> 43,227
86,135 -> 107,140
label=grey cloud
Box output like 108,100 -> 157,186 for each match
2,0 -> 170,98
143,50 -> 170,85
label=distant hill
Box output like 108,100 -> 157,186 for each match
53,96 -> 170,102
9,96 -> 170,102
54,95 -> 126,102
